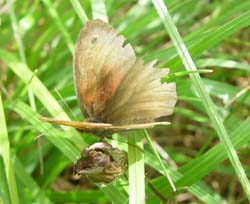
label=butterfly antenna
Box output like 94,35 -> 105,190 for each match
54,88 -> 77,120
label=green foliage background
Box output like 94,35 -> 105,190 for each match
0,0 -> 250,203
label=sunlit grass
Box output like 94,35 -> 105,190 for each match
1,0 -> 250,203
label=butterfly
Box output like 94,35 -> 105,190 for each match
41,19 -> 177,134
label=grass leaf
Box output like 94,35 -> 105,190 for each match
0,94 -> 20,204
153,0 -> 250,200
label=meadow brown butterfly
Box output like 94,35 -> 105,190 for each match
41,19 -> 177,134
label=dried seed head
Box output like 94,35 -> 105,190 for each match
74,142 -> 127,183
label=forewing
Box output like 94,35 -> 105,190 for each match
102,60 -> 177,125
74,19 -> 136,120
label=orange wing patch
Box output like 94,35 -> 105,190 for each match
94,70 -> 122,119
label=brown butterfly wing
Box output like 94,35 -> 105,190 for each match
74,19 -> 136,121
74,19 -> 176,125
102,60 -> 177,125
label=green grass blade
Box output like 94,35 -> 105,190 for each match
144,152 -> 225,204
12,100 -> 128,203
9,2 -> 37,113
0,94 -> 20,204
0,150 -> 11,204
100,185 -> 128,204
153,0 -> 250,200
146,10 -> 250,67
148,117 -> 250,193
14,158 -> 52,204
2,1 -> 249,202
166,11 -> 250,68
162,69 -> 213,82
9,4 -> 26,63
144,130 -> 176,191
0,50 -> 68,120
0,49 -> 84,148
128,131 -> 145,204
70,0 -> 89,24
196,58 -> 250,71
145,117 -> 250,203
47,190 -> 109,203
91,0 -> 108,22
12,100 -> 80,161
41,0 -> 74,53
178,79 -> 250,106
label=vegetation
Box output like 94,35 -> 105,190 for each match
1,0 -> 250,203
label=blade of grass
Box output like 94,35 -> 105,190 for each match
186,0 -> 250,40
100,184 -> 128,204
12,100 -> 80,161
145,117 -> 250,203
116,0 -> 151,32
164,11 -> 250,68
178,79 -> 250,106
9,3 -> 26,64
70,0 -> 89,24
143,130 -> 176,191
0,94 -> 19,204
145,150 -> 225,204
153,0 -> 250,200
196,58 -> 250,71
12,100 -> 128,204
225,86 -> 250,109
148,117 -> 250,194
162,69 -> 213,83
128,131 -> 145,204
91,0 -> 108,22
145,9 -> 250,67
174,107 -> 209,124
0,152 -> 11,204
0,49 -> 85,148
42,0 -> 74,53
47,190 -> 109,203
9,2 -> 37,113
14,157 -> 52,204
